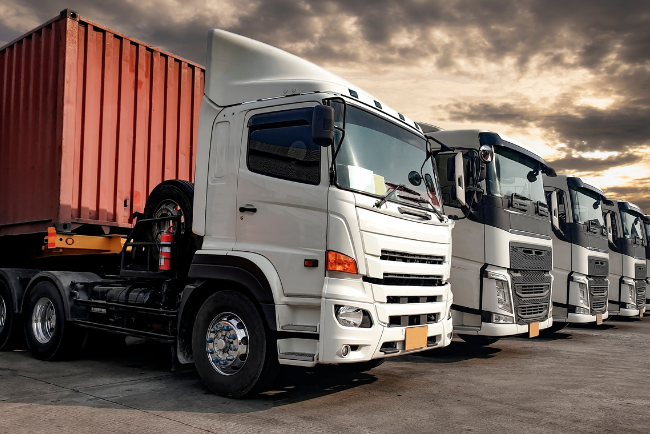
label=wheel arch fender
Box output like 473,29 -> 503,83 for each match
0,268 -> 39,314
22,271 -> 101,320
177,252 -> 281,364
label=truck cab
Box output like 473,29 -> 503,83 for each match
601,200 -> 647,316
543,175 -> 609,327
418,126 -> 555,343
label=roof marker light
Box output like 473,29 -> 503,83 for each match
398,113 -> 405,121
374,100 -> 383,109
349,89 -> 359,98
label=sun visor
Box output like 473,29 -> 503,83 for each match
205,29 -> 355,106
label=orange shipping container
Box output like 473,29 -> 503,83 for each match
0,9 -> 204,236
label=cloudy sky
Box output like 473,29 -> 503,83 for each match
2,0 -> 649,211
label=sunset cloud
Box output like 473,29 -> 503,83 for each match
2,0 -> 649,211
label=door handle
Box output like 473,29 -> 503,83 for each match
239,205 -> 257,213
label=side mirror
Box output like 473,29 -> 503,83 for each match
454,152 -> 466,207
605,213 -> 614,244
550,190 -> 560,231
312,105 -> 335,147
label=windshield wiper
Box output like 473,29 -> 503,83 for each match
375,183 -> 406,208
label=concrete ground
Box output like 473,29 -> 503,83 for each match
1,318 -> 648,434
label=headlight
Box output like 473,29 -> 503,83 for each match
335,305 -> 372,328
578,283 -> 589,306
625,283 -> 636,303
495,279 -> 513,314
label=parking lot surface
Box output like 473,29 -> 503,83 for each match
1,318 -> 649,434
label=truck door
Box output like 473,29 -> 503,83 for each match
234,104 -> 329,297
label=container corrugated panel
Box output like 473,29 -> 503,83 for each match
0,10 -> 204,236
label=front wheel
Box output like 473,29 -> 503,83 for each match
24,281 -> 87,360
461,335 -> 500,346
192,290 -> 279,397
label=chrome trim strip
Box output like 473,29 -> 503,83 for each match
586,246 -> 609,254
509,229 -> 552,240
504,208 -> 549,222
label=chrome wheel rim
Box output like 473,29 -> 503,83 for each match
0,295 -> 6,329
205,312 -> 249,376
153,199 -> 184,242
32,297 -> 56,344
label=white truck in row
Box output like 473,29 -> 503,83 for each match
601,200 -> 647,316
543,175 -> 610,329
417,125 -> 557,344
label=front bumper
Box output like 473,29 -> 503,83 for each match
563,311 -> 609,323
319,296 -> 453,363
474,316 -> 552,337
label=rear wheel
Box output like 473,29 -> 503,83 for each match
0,280 -> 19,350
461,335 -> 500,346
192,290 -> 279,398
24,281 -> 87,360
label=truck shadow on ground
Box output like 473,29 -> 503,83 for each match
1,334 -> 379,413
387,339 -> 501,364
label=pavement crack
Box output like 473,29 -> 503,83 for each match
17,374 -> 217,433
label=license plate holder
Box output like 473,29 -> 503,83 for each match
528,322 -> 539,338
405,326 -> 428,351
596,313 -> 603,325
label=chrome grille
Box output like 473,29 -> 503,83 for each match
510,271 -> 551,324
591,299 -> 607,312
515,283 -> 550,298
389,313 -> 439,327
588,277 -> 608,314
386,296 -> 440,304
517,304 -> 547,318
381,273 -> 443,287
636,282 -> 646,309
380,250 -> 444,265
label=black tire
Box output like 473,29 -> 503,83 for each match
143,180 -> 198,272
0,280 -> 19,350
461,334 -> 499,346
192,290 -> 279,398
540,322 -> 568,335
337,358 -> 385,373
24,281 -> 87,360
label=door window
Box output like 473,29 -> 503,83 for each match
247,108 -> 320,185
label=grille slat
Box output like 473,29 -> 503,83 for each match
380,250 -> 444,265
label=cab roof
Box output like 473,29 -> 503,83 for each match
204,29 -> 419,131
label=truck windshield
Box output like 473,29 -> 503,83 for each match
569,187 -> 604,225
485,146 -> 545,203
620,210 -> 645,240
332,103 -> 441,211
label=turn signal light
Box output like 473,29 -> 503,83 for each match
326,251 -> 358,274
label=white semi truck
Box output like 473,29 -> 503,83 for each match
542,175 -> 610,330
643,214 -> 650,312
601,200 -> 647,316
417,126 -> 555,344
0,29 -> 454,397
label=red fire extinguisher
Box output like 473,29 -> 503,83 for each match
159,232 -> 173,271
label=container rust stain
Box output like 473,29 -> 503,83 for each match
0,10 -> 205,236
